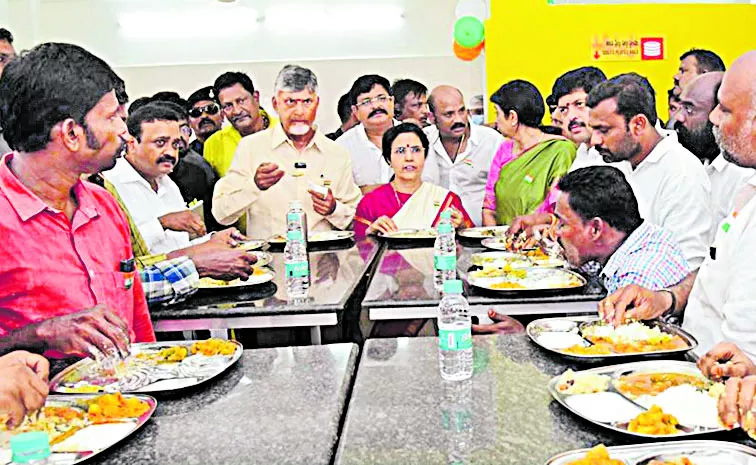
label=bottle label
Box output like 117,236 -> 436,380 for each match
434,254 -> 456,271
285,261 -> 309,278
287,212 -> 300,223
438,224 -> 453,234
439,328 -> 472,351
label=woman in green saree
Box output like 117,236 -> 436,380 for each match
482,80 -> 576,226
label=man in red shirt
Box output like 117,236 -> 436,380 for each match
0,42 -> 155,359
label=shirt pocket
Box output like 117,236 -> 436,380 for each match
101,272 -> 136,338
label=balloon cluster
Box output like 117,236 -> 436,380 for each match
453,0 -> 486,61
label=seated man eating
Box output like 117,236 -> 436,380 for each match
354,122 -> 473,237
554,166 -> 690,294
0,43 -> 155,359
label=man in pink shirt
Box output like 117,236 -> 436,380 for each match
0,42 -> 155,359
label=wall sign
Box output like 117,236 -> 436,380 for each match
591,36 -> 664,61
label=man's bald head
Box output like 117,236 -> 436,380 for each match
428,85 -> 469,139
681,72 -> 724,111
710,51 -> 756,167
428,85 -> 464,114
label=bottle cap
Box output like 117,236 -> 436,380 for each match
443,279 -> 463,294
11,432 -> 51,463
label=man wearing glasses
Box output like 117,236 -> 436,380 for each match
185,86 -> 223,156
213,65 -> 361,239
337,75 -> 400,195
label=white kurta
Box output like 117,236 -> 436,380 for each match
421,123 -> 504,226
104,157 -> 190,254
683,175 -> 756,360
336,121 -> 396,187
706,154 -> 755,241
626,132 -> 712,269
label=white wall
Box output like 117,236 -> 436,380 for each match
0,0 -> 485,129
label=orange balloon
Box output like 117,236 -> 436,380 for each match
453,40 -> 484,61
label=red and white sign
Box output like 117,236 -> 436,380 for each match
592,36 -> 665,62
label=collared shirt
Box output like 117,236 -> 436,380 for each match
0,153 -> 155,348
627,131 -> 712,269
706,153 -> 755,240
684,173 -> 756,359
421,123 -> 504,226
104,158 -> 190,254
570,143 -> 632,176
212,124 -> 362,239
189,139 -> 205,156
599,221 -> 690,294
336,121 -> 398,187
203,109 -> 277,178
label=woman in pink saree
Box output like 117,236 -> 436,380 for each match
354,123 -> 473,238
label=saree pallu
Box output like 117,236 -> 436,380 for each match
494,139 -> 576,225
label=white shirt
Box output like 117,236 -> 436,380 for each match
336,121 -> 396,187
421,123 -> 504,226
684,174 -> 756,359
706,154 -> 755,240
104,158 -> 190,254
626,131 -> 712,269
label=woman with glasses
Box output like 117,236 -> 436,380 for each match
354,123 -> 473,238
482,80 -> 576,226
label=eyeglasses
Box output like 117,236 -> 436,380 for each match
393,145 -> 424,156
180,124 -> 192,137
356,95 -> 391,108
188,103 -> 220,118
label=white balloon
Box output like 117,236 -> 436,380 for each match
455,0 -> 488,20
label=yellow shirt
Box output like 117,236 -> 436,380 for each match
212,124 -> 362,239
203,109 -> 277,177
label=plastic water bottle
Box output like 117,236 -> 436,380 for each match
11,432 -> 53,464
434,210 -> 457,291
287,200 -> 308,245
441,378 -> 473,465
438,280 -> 472,381
284,230 -> 310,299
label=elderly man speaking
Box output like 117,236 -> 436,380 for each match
213,65 -> 361,239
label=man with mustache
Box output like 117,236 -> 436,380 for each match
337,74 -> 399,194
420,85 -> 504,226
0,42 -> 155,359
214,65 -> 360,239
585,74 -> 712,269
675,72 -> 755,238
203,71 -> 277,178
105,103 -> 207,254
601,51 -> 756,374
391,79 -> 431,127
185,86 -> 222,156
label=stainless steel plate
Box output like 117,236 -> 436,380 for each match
458,225 -> 510,239
547,440 -> 756,464
548,360 -> 727,439
527,316 -> 698,362
468,267 -> 586,292
50,340 -> 243,394
378,228 -> 438,241
0,394 -> 157,465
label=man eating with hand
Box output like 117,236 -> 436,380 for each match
213,65 -> 360,239
0,42 -> 155,359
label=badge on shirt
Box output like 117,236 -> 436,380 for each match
462,158 -> 474,168
120,258 -> 136,290
524,174 -> 534,184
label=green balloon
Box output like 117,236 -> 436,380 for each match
454,16 -> 485,49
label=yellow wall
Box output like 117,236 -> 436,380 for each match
485,0 -> 756,120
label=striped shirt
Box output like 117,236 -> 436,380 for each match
600,221 -> 690,294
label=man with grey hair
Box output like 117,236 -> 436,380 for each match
213,65 -> 361,238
